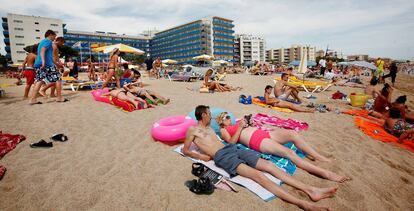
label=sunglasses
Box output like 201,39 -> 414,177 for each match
222,115 -> 231,120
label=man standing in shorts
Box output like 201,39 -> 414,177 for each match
20,49 -> 37,99
39,36 -> 65,98
319,57 -> 326,76
29,30 -> 67,104
183,105 -> 341,210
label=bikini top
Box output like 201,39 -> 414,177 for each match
224,122 -> 240,138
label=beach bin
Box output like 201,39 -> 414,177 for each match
350,93 -> 368,107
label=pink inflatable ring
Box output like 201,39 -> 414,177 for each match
151,116 -> 197,143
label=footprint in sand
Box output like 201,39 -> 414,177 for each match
400,176 -> 412,185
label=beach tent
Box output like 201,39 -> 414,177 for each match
349,61 -> 377,70
93,43 -> 144,55
162,59 -> 178,65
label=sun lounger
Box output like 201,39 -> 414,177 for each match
274,76 -> 333,93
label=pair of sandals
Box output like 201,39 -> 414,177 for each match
306,103 -> 329,113
239,95 -> 252,105
30,134 -> 68,148
185,163 -> 214,195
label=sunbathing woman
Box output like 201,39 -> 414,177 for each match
203,69 -> 242,92
384,107 -> 414,143
392,95 -> 414,123
123,82 -> 170,104
370,83 -> 393,119
102,88 -> 152,109
216,112 -> 350,183
265,85 -> 315,113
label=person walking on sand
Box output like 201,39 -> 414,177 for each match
20,49 -> 37,99
382,62 -> 398,87
183,105 -> 342,211
29,31 -> 68,104
102,48 -> 121,88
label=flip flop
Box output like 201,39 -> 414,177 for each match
29,102 -> 42,105
30,140 -> 53,148
192,162 -> 207,177
186,178 -> 215,195
56,99 -> 69,103
50,134 -> 68,142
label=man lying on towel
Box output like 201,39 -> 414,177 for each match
274,73 -> 302,103
182,105 -> 337,211
265,86 -> 315,113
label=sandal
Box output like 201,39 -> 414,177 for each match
50,134 -> 68,142
186,178 -> 215,195
191,162 -> 207,177
30,140 -> 53,148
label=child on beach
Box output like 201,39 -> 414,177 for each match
264,85 -> 314,113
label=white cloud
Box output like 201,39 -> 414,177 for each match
1,0 -> 413,59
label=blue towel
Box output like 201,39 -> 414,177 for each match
235,142 -> 305,176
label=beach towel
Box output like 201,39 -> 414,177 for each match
252,113 -> 309,132
0,131 -> 26,181
343,109 -> 383,123
252,97 -> 294,113
174,137 -> 305,201
354,117 -> 414,153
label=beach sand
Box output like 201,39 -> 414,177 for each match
0,73 -> 413,210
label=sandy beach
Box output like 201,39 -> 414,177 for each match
0,73 -> 413,210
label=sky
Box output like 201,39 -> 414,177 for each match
0,0 -> 413,59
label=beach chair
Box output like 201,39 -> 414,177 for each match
171,68 -> 198,82
274,75 -> 333,93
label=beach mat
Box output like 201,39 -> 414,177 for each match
252,113 -> 309,132
174,139 -> 305,201
343,109 -> 384,123
354,117 -> 414,153
252,97 -> 294,113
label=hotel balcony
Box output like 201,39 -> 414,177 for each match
3,30 -> 9,37
4,38 -> 10,44
5,46 -> 11,52
2,22 -> 8,30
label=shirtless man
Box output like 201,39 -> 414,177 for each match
265,85 -> 314,113
123,82 -> 170,104
20,50 -> 37,99
183,105 -> 338,211
274,73 -> 302,103
151,57 -> 162,79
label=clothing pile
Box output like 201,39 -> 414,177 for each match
0,131 -> 26,180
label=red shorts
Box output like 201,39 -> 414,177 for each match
23,69 -> 36,85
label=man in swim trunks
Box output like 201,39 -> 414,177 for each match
183,105 -> 337,211
20,50 -> 37,99
29,30 -> 68,104
265,85 -> 314,113
274,73 -> 302,103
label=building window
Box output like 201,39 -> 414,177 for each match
14,27 -> 24,31
16,43 -> 25,46
51,23 -> 59,26
36,37 -> 41,39
15,35 -> 24,38
13,20 -> 23,23
17,51 -> 26,54
35,22 -> 39,24
35,29 -> 40,32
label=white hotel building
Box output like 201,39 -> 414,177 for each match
2,13 -> 64,64
234,34 -> 265,65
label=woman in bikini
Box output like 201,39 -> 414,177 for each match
103,48 -> 121,88
370,83 -> 393,119
203,69 -> 241,92
217,112 -> 350,182
102,88 -> 152,109
384,107 -> 414,143
123,82 -> 170,105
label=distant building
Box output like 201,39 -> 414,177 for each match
266,45 -> 316,64
347,54 -> 369,61
151,16 -> 235,64
234,34 -> 265,65
2,13 -> 64,64
315,50 -> 325,58
64,30 -> 150,62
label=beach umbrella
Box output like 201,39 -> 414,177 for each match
182,64 -> 195,68
298,51 -> 308,74
288,60 -> 316,67
337,61 -> 349,66
349,61 -> 376,70
212,60 -> 229,66
193,54 -> 214,61
162,59 -> 178,65
93,43 -> 144,55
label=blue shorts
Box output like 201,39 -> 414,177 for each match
35,66 -> 61,84
214,144 -> 260,177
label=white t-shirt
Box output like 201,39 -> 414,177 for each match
319,59 -> 326,68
